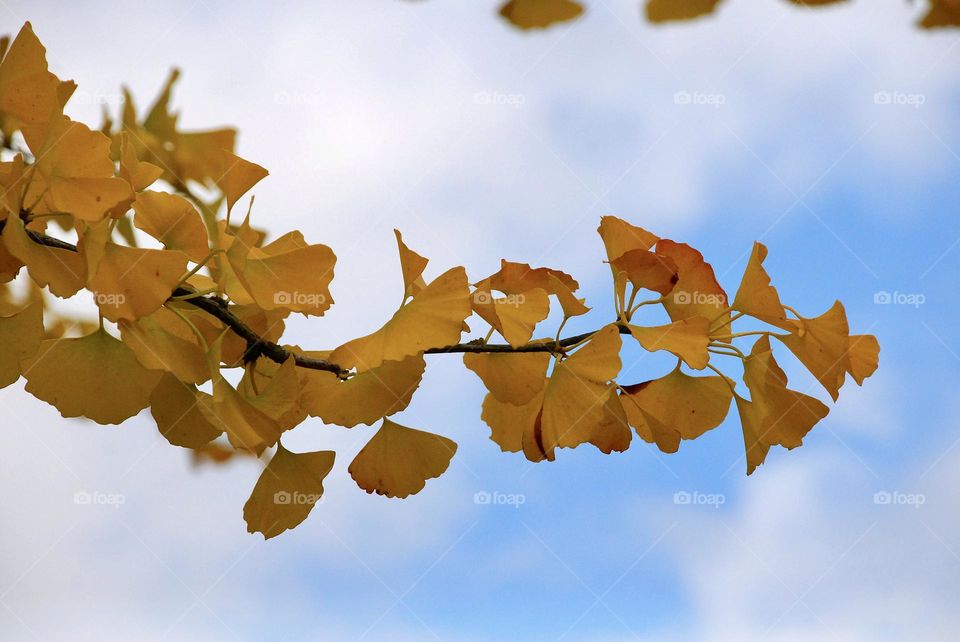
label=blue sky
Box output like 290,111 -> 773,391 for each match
1,1 -> 959,640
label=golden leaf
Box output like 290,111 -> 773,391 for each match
628,316 -> 711,370
777,301 -> 851,401
2,213 -> 85,297
85,242 -> 188,322
499,0 -> 584,29
149,373 -> 221,449
463,351 -> 550,406
0,299 -> 42,388
133,191 -> 210,262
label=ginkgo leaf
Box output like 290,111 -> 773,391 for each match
597,216 -> 659,263
657,239 -> 730,338
742,335 -> 829,449
212,373 -> 284,456
619,366 -> 732,452
300,354 -> 425,427
732,242 -> 790,330
215,150 -> 268,214
232,230 -> 335,316
847,334 -> 880,385
331,267 -> 470,371
480,388 -> 546,457
119,306 -> 211,384
349,418 -> 457,498
0,154 -> 28,221
610,248 -> 679,296
0,299 -> 42,388
734,394 -> 771,476
922,0 -> 960,27
463,351 -> 550,406
540,324 -> 631,455
628,316 -> 711,369
23,115 -> 132,222
238,357 -> 306,431
548,273 -> 589,318
118,132 -> 163,192
149,372 -> 221,448
395,229 -> 428,299
491,288 -> 550,347
0,22 -> 60,128
21,329 -> 162,424
243,444 -> 335,539
646,0 -> 724,23
85,242 -> 188,322
476,260 -> 579,295
776,301 -> 851,401
498,0 -> 584,29
2,213 -> 85,297
133,191 -> 210,262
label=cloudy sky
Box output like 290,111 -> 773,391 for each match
2,1 -> 959,640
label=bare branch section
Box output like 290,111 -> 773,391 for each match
6,222 -> 621,375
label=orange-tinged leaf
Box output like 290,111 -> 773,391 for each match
480,388 -> 546,456
3,214 -> 85,297
597,216 -> 659,263
463,351 -> 550,406
540,324 -> 631,455
243,444 -> 335,539
657,239 -> 730,337
548,273 -> 589,318
732,242 -> 790,330
777,301 -> 850,401
620,366 -> 732,450
0,299 -> 42,388
349,418 -> 457,498
610,248 -> 679,297
133,191 -> 209,262
734,393 -> 771,476
233,230 -> 335,316
21,329 -> 162,424
476,259 -> 579,296
149,372 -> 221,448
86,243 -> 188,322
628,316 -> 711,370
847,334 -> 880,385
300,354 -> 425,427
331,266 -> 470,371
394,229 -> 428,299
922,0 -> 960,27
499,0 -> 584,29
215,150 -> 268,213
0,22 -> 60,127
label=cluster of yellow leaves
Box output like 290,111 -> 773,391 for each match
0,23 -> 880,539
494,0 -> 956,30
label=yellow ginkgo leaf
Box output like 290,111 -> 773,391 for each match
732,242 -> 790,330
734,393 -> 771,476
243,444 -> 335,539
86,242 -> 188,322
476,259 -> 579,296
548,273 -> 590,318
0,22 -> 60,128
480,388 -> 546,457
498,0 -> 584,29
21,329 -> 162,424
133,191 -> 210,262
645,0 -> 724,23
4,215 -> 86,297
597,216 -> 659,263
619,366 -> 732,450
215,149 -> 268,214
349,418 -> 457,498
0,154 -> 28,221
463,351 -> 550,406
149,372 -> 221,449
394,229 -> 428,299
540,324 -> 631,455
0,299 -> 42,388
118,132 -> 163,192
23,115 -> 132,222
212,374 -> 284,456
628,316 -> 711,370
300,354 -> 425,428
491,288 -> 550,347
238,357 -> 306,432
610,248 -> 679,297
233,230 -> 335,316
331,267 -> 470,371
657,239 -> 730,338
776,301 -> 851,401
743,335 -> 829,449
847,334 -> 880,385
119,306 -> 210,384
